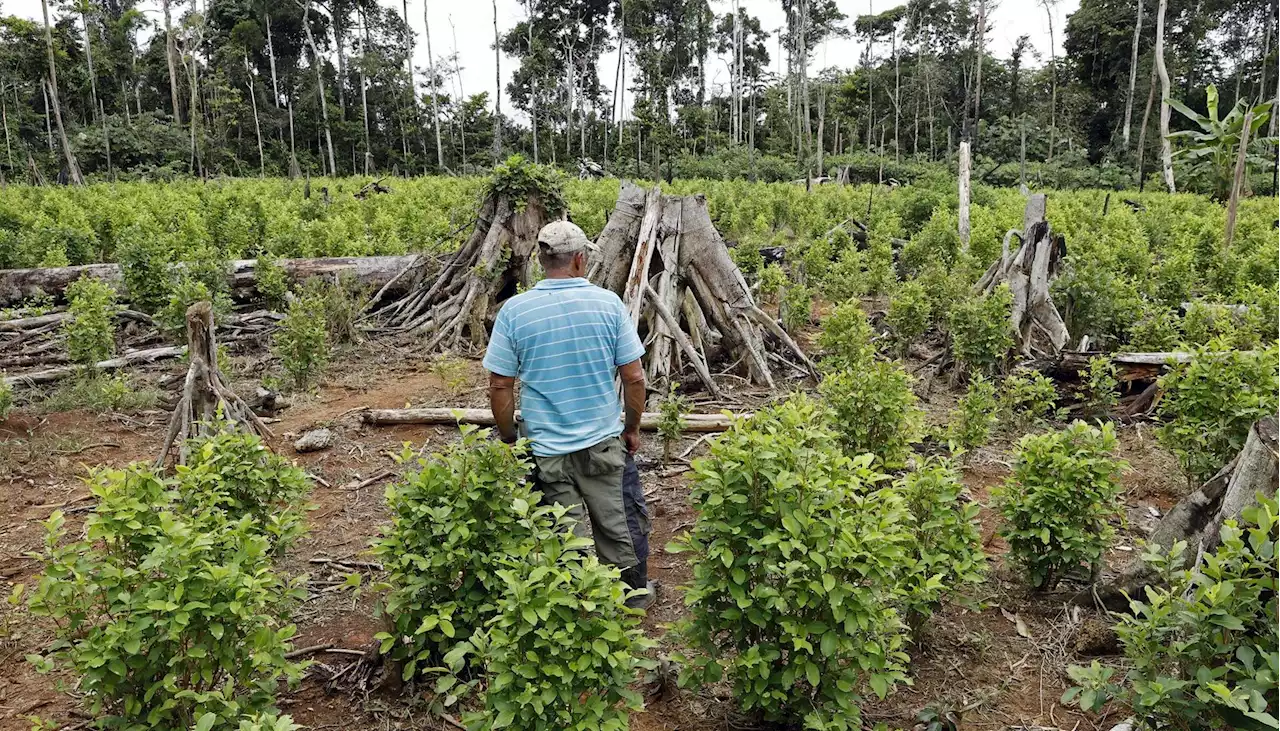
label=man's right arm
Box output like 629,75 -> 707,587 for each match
482,309 -> 520,443
618,359 -> 645,453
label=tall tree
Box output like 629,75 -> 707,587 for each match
1153,0 -> 1174,191
1121,0 -> 1143,149
40,0 -> 83,182
423,0 -> 443,168
300,0 -> 336,174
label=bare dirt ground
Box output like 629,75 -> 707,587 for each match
0,336 -> 1183,731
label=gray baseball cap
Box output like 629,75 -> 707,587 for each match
537,221 -> 598,255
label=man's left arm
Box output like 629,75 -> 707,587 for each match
613,304 -> 647,454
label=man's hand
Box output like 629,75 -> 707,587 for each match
622,428 -> 641,454
487,372 -> 519,444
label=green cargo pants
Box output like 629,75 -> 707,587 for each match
532,436 -> 651,570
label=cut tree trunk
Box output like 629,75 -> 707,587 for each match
362,407 -> 740,432
0,255 -> 421,307
367,190 -> 552,351
590,181 -> 817,400
1088,417 -> 1278,610
975,194 -> 1070,358
156,301 -> 271,467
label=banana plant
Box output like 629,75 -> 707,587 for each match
1167,84 -> 1276,200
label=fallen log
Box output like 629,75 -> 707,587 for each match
3,345 -> 184,388
0,255 -> 421,307
361,407 -> 741,433
1086,417 -> 1278,610
0,309 -> 154,332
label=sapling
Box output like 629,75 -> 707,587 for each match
657,382 -> 689,464
63,275 -> 118,366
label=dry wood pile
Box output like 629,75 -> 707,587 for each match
590,181 -> 816,397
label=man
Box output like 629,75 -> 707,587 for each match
483,220 -> 655,610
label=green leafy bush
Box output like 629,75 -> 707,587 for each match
370,428 -> 551,675
0,378 -> 12,420
671,395 -> 910,730
948,286 -> 1014,375
917,262 -> 968,327
887,280 -> 929,353
1129,305 -> 1183,351
999,369 -> 1059,430
818,300 -> 875,371
158,277 -> 232,335
948,375 -> 998,451
895,458 -> 986,633
758,263 -> 787,302
820,363 -> 923,470
254,255 -> 290,310
298,274 -> 366,344
273,292 -> 330,390
64,276 -> 118,366
1064,495 -> 1278,730
994,421 -> 1127,591
1156,345 -> 1279,485
27,463 -> 307,729
452,525 -> 655,731
118,236 -> 173,313
731,243 -> 765,276
1078,355 -> 1118,421
781,282 -> 814,333
486,155 -> 568,216
177,426 -> 313,552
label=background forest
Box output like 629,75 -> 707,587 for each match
0,0 -> 1274,192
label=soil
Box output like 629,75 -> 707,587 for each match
0,334 -> 1179,731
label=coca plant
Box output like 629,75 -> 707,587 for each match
670,395 -> 910,730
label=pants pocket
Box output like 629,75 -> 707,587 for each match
584,437 -> 626,476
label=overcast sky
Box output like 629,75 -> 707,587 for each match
5,0 -> 1080,121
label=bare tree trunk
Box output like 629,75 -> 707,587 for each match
1223,110 -> 1253,250
334,24 -> 347,119
40,0 -> 83,184
99,99 -> 110,177
893,26 -> 900,161
302,0 -> 337,176
246,52 -> 265,176
1043,0 -> 1057,161
608,10 -> 624,163
162,0 -> 183,123
972,0 -> 985,144
1137,65 -> 1156,188
1154,0 -> 1175,192
958,141 -> 971,252
1122,0 -> 1144,149
265,13 -> 280,108
1,82 -> 12,172
527,0 -> 538,163
422,0 -> 445,169
816,81 -> 826,177
359,13 -> 373,175
81,9 -> 99,121
493,0 -> 502,160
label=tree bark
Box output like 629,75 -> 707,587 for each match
493,0 -> 502,160
1154,0 -> 1175,192
265,12 -> 280,108
359,11 -> 373,174
1223,109 -> 1253,250
3,345 -> 184,389
81,9 -> 99,121
1045,1 -> 1057,161
246,52 -> 266,176
1121,0 -> 1144,149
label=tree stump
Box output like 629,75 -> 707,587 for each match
156,301 -> 271,467
1087,417 -> 1278,609
368,190 -> 553,350
589,181 -> 817,400
975,193 -> 1070,358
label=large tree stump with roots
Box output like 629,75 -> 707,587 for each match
590,181 -> 817,402
1086,417 -> 1278,610
368,191 -> 554,350
156,301 -> 271,467
975,193 -> 1071,358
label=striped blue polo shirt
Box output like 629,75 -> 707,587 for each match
482,277 -> 645,457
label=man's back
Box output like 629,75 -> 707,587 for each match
482,277 -> 644,456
